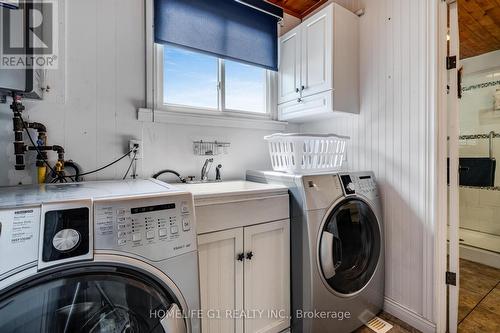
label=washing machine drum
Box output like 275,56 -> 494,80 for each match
319,199 -> 381,296
0,266 -> 187,333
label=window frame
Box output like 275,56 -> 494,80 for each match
154,44 -> 276,120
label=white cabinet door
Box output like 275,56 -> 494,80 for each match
243,220 -> 290,333
198,229 -> 244,333
278,26 -> 301,104
301,7 -> 332,98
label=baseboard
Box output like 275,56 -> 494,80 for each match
460,244 -> 500,269
383,297 -> 436,333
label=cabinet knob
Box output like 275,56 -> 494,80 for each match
237,253 -> 245,261
295,88 -> 299,93
246,251 -> 254,260
301,85 -> 305,91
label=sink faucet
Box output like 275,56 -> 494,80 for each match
201,158 -> 213,181
216,164 -> 222,181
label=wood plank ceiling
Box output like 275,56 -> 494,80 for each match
458,0 -> 500,58
266,0 -> 328,18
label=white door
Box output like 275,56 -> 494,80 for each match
301,6 -> 333,98
447,2 -> 460,332
243,220 -> 290,333
278,26 -> 301,104
198,229 -> 244,333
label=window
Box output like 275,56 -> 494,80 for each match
163,46 -> 218,109
225,59 -> 267,113
160,44 -> 269,116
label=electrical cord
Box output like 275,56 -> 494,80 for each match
62,147 -> 137,179
122,150 -> 137,180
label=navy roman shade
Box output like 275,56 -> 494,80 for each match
154,0 -> 281,71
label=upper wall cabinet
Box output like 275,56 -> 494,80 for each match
278,27 -> 301,103
278,3 -> 359,122
301,7 -> 332,98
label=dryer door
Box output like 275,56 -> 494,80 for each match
319,199 -> 381,296
0,266 -> 187,333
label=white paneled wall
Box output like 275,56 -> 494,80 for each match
0,0 -> 285,186
301,0 -> 436,328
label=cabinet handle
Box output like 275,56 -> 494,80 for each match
246,251 -> 254,260
295,88 -> 299,93
301,85 -> 305,91
237,253 -> 245,262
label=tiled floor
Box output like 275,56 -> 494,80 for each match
354,312 -> 420,333
458,259 -> 500,333
354,258 -> 500,333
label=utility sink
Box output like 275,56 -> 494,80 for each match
173,180 -> 288,199
172,180 -> 289,235
184,179 -> 220,184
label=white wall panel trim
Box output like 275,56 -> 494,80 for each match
434,1 -> 451,332
422,0 -> 439,323
137,108 -> 288,131
384,297 -> 436,333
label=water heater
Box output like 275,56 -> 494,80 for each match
0,2 -> 43,98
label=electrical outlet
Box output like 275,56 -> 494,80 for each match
129,140 -> 143,159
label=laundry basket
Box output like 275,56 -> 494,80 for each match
264,133 -> 349,174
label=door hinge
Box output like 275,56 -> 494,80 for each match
446,271 -> 457,286
447,56 -> 457,70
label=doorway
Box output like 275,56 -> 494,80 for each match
447,1 -> 500,332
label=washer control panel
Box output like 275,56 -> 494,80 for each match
94,193 -> 196,261
340,172 -> 378,199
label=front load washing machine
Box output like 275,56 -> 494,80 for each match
247,171 -> 384,333
0,179 -> 200,333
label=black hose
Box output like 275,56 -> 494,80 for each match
152,169 -> 185,182
64,161 -> 81,182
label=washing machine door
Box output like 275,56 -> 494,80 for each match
0,265 -> 187,333
319,198 -> 381,296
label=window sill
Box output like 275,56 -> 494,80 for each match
137,108 -> 288,131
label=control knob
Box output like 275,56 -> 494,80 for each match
346,182 -> 356,193
52,229 -> 80,252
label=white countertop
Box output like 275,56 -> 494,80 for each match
173,180 -> 288,200
175,180 -> 290,233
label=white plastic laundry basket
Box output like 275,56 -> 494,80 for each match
264,133 -> 349,174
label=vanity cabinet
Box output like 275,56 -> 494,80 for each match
278,3 -> 359,122
175,181 -> 290,333
198,228 -> 244,333
243,220 -> 290,333
198,220 -> 290,333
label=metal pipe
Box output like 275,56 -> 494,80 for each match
10,94 -> 26,170
26,122 -> 47,133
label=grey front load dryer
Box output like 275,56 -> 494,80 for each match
247,171 -> 384,333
